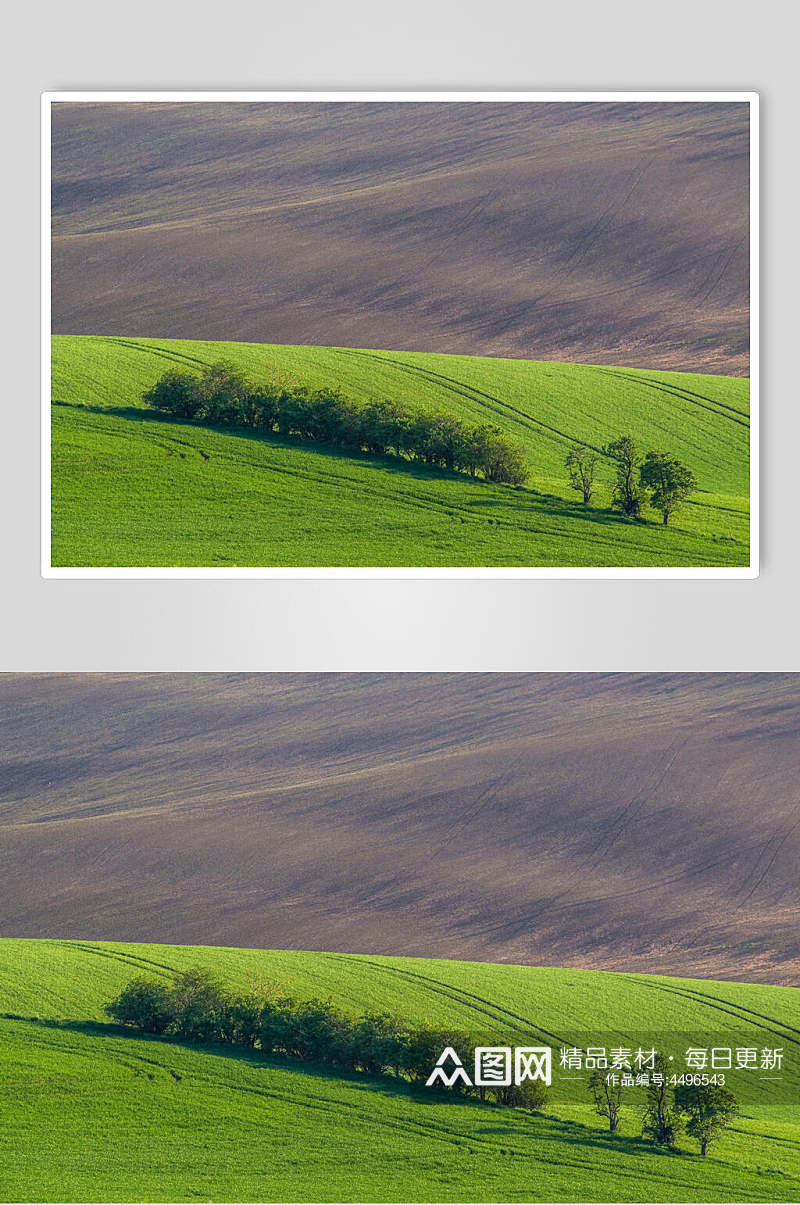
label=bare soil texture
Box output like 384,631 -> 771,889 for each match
1,673 -> 794,983
51,102 -> 750,373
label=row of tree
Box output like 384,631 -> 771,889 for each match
105,967 -> 544,1109
143,362 -> 529,485
565,436 -> 698,525
590,1054 -> 739,1156
108,970 -> 739,1154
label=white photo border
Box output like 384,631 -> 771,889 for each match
41,91 -> 759,579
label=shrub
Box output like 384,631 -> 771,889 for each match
221,993 -> 264,1047
279,999 -> 354,1065
142,363 -> 529,486
402,1024 -> 472,1088
489,1079 -> 549,1110
258,996 -> 296,1055
168,966 -> 230,1042
231,385 -> 280,431
143,370 -> 203,418
195,361 -> 256,424
107,970 -> 543,1110
348,1012 -> 406,1075
105,976 -> 175,1034
472,425 -> 529,484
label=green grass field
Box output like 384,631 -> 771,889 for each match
1,939 -> 796,1202
50,336 -> 751,568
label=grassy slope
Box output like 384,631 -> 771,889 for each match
51,336 -> 750,568
1,940 -> 797,1202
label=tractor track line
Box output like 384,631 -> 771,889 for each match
623,977 -> 800,1047
738,817 -> 800,906
325,953 -> 573,1048
596,368 -> 750,428
339,348 -> 605,457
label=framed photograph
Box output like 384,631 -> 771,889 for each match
43,92 -> 758,577
2,672 -> 796,1203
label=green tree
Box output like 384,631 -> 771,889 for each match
565,447 -> 600,505
428,414 -> 470,472
674,1083 -> 739,1156
258,995 -> 296,1055
402,1025 -> 472,1088
140,367 -> 529,487
640,451 -> 698,526
275,389 -> 312,438
105,976 -> 175,1034
472,425 -> 529,485
279,999 -> 354,1065
489,1079 -> 549,1110
143,369 -> 202,418
169,966 -> 229,1042
588,1067 -> 624,1133
301,389 -> 353,444
641,1054 -> 683,1147
348,1012 -> 406,1075
221,992 -> 264,1047
487,440 -> 529,486
360,400 -> 398,455
408,412 -> 440,465
605,435 -> 645,518
196,361 -> 256,424
234,385 -> 279,431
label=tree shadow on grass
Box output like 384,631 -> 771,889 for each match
29,1016 -> 473,1106
18,1018 -> 754,1170
475,1112 -> 688,1161
462,493 -> 646,530
53,401 -> 488,485
51,400 -> 653,535
20,1020 -> 600,1123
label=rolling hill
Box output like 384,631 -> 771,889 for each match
1,674 -> 795,983
51,100 -> 750,374
50,335 -> 750,568
1,939 -> 797,1202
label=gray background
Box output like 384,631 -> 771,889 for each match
2,0 -> 797,670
